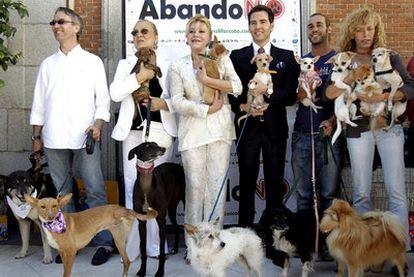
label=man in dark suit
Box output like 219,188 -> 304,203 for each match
229,4 -> 299,257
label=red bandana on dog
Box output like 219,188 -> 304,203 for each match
136,159 -> 154,174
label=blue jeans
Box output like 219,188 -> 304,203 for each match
346,125 -> 409,242
44,144 -> 112,247
291,131 -> 342,212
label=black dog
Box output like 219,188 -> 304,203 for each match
128,142 -> 185,277
264,207 -> 317,277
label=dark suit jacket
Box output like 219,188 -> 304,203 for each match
229,44 -> 300,140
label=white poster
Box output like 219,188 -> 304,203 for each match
124,0 -> 301,224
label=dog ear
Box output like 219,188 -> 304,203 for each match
184,223 -> 198,237
128,147 -> 138,160
267,55 -> 273,63
213,217 -> 220,226
58,193 -> 73,208
214,35 -> 218,45
156,67 -> 162,78
250,55 -> 257,64
325,55 -> 336,64
294,55 -> 302,65
24,193 -> 38,207
312,56 -> 320,63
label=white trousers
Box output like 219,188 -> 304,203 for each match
181,140 -> 231,246
123,130 -> 172,260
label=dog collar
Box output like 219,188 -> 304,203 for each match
257,68 -> 277,74
6,189 -> 37,219
136,159 -> 154,174
42,210 -> 66,233
374,68 -> 394,76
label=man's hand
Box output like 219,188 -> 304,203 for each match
142,96 -> 168,111
85,125 -> 101,141
320,120 -> 333,137
251,106 -> 268,117
136,62 -> 155,84
32,140 -> 43,161
207,91 -> 224,114
248,78 -> 268,96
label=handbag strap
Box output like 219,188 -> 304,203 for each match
144,99 -> 152,142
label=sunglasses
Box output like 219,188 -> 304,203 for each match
131,28 -> 151,37
49,19 -> 74,26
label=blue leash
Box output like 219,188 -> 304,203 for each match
208,103 -> 253,222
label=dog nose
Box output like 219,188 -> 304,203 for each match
220,242 -> 226,248
373,58 -> 377,63
338,68 -> 342,72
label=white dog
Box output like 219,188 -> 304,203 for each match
327,52 -> 358,145
295,55 -> 322,113
372,47 -> 407,129
184,220 -> 263,277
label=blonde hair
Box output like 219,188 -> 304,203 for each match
185,14 -> 212,38
337,7 -> 386,52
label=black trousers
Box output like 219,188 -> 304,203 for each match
236,123 -> 287,227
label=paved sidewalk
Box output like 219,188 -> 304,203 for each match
0,244 -> 413,276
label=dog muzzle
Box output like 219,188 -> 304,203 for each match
136,159 -> 154,174
42,210 -> 66,233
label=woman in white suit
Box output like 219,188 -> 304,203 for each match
110,20 -> 176,260
169,14 -> 242,246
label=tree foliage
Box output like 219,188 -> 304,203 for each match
0,0 -> 28,88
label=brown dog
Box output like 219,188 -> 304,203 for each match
320,199 -> 408,277
199,35 -> 228,105
25,193 -> 158,277
130,47 -> 162,104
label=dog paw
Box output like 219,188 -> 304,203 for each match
14,251 -> 27,259
42,255 -> 53,264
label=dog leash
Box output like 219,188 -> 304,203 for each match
144,99 -> 152,142
207,100 -> 254,222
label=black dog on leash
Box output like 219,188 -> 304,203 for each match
128,142 -> 185,277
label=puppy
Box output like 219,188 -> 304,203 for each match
128,141 -> 186,277
320,199 -> 408,277
237,52 -> 275,126
184,220 -> 263,277
295,55 -> 323,113
5,170 -> 53,264
327,52 -> 358,145
372,47 -> 407,129
269,207 -> 317,277
25,193 -> 157,277
353,64 -> 386,129
130,47 -> 162,105
199,35 -> 228,105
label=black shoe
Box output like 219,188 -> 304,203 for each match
55,254 -> 62,264
91,247 -> 111,266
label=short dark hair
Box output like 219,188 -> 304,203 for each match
248,5 -> 274,24
310,13 -> 331,28
54,7 -> 84,40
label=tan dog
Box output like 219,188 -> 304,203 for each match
130,47 -> 162,105
352,64 -> 387,129
25,193 -> 158,277
199,35 -> 228,105
320,199 -> 408,277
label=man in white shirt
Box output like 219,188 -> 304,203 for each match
30,7 -> 112,266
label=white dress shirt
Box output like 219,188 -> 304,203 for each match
169,54 -> 242,151
30,45 -> 110,149
252,41 -> 271,55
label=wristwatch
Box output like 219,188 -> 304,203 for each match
31,135 -> 41,141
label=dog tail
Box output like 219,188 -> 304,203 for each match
331,118 -> 342,145
129,208 -> 158,221
363,211 -> 409,249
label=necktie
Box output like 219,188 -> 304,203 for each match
258,47 -> 265,54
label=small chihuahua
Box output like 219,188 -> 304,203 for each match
327,52 -> 358,145
25,193 -> 158,277
295,55 -> 323,113
372,47 -> 407,129
185,219 -> 263,277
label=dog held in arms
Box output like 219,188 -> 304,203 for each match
372,47 -> 407,130
267,207 -> 317,277
4,152 -> 56,263
295,55 -> 323,113
320,199 -> 408,277
327,52 -> 359,145
184,219 -> 264,277
25,193 -> 157,277
198,35 -> 228,105
128,141 -> 186,277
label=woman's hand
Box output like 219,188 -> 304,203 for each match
357,93 -> 385,103
195,60 -> 208,84
207,91 -> 224,114
136,62 -> 155,84
142,96 -> 168,111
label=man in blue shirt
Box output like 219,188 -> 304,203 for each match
291,13 -> 341,260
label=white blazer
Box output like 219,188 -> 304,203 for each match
169,54 -> 242,151
110,53 -> 177,141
